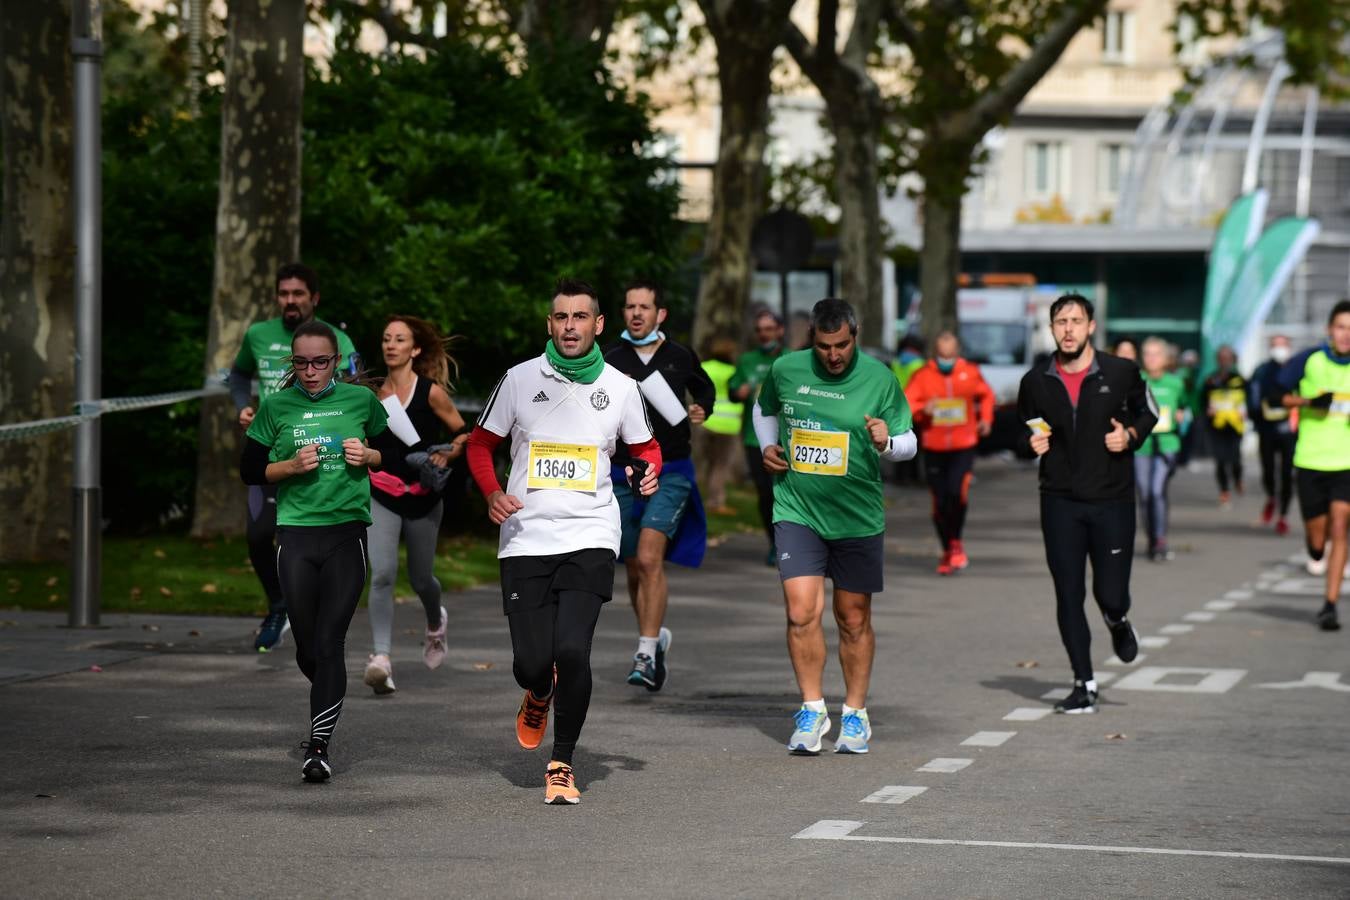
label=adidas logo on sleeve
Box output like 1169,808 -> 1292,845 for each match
532,391 -> 549,403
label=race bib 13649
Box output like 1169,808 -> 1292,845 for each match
526,441 -> 599,491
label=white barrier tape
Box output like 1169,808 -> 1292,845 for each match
0,381 -> 228,442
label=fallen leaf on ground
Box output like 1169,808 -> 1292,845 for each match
188,629 -> 201,637
45,576 -> 57,587
473,662 -> 494,671
158,587 -> 172,597
0,620 -> 15,627
6,579 -> 19,594
89,665 -> 102,672
1016,660 -> 1039,668
130,587 -> 143,599
47,594 -> 59,602
142,624 -> 159,632
153,549 -> 166,559
35,794 -> 54,799
200,583 -> 217,594
1105,733 -> 1127,741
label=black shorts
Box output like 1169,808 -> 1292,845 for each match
498,548 -> 616,615
773,521 -> 884,594
1296,467 -> 1350,521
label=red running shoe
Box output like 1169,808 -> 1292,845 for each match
949,540 -> 970,571
1261,498 -> 1275,524
936,549 -> 954,576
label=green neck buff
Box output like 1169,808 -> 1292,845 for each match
545,339 -> 605,384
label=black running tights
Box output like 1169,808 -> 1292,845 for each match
1259,431 -> 1296,517
277,523 -> 367,744
926,449 -> 975,547
744,445 -> 775,545
1040,495 -> 1135,682
1211,431 -> 1243,494
508,591 -> 605,766
247,484 -> 286,614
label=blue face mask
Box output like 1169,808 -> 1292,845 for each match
621,329 -> 663,347
937,358 -> 956,374
899,351 -> 921,365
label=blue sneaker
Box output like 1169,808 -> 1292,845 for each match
627,653 -> 656,687
254,612 -> 290,653
650,627 -> 672,692
834,709 -> 871,754
787,705 -> 831,754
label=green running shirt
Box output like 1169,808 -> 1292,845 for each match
246,382 -> 389,526
1294,350 -> 1350,472
1138,373 -> 1185,456
729,346 -> 783,447
234,317 -> 358,401
757,349 -> 912,540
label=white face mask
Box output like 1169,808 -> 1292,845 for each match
1270,345 -> 1292,364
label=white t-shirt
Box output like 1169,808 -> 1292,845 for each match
478,353 -> 653,558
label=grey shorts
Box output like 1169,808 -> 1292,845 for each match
773,521 -> 884,594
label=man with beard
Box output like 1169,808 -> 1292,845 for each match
603,280 -> 716,692
466,279 -> 661,803
229,263 -> 359,653
1016,294 -> 1156,714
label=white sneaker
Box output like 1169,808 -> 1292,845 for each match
787,705 -> 831,755
1307,555 -> 1328,577
424,605 -> 448,670
364,653 -> 396,694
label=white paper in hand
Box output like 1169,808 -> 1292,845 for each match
639,371 -> 688,426
381,394 -> 422,447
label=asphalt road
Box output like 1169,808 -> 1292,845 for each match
3,459 -> 1347,898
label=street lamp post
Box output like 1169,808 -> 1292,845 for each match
70,0 -> 102,628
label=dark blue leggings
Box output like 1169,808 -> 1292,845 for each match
1133,452 -> 1176,549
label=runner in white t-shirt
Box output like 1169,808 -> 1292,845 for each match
466,279 -> 661,805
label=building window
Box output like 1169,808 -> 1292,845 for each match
1102,10 -> 1134,64
1025,141 -> 1068,197
1098,143 -> 1131,196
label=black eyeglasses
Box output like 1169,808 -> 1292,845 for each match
291,355 -> 337,371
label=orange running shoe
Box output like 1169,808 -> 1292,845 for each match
949,540 -> 969,571
516,687 -> 552,750
544,761 -> 580,805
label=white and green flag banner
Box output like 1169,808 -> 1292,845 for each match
1207,216 -> 1321,357
1200,189 -> 1267,345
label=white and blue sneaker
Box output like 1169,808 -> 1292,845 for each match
834,709 -> 871,753
787,704 -> 831,755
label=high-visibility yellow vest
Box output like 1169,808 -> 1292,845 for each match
702,359 -> 742,435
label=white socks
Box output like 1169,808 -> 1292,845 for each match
1084,679 -> 1098,693
802,698 -> 827,713
841,703 -> 866,718
637,636 -> 659,659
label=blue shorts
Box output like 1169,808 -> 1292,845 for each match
614,469 -> 694,560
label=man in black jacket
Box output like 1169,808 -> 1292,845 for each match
605,280 -> 717,692
1017,294 -> 1156,714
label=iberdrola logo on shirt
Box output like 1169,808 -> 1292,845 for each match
796,383 -> 847,400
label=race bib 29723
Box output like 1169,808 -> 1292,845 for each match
789,428 -> 848,477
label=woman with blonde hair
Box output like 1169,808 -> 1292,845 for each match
363,315 -> 469,694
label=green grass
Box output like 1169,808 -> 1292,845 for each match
0,483 -> 764,616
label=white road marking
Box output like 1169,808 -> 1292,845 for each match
860,786 -> 927,805
961,731 -> 1016,747
916,758 -> 973,773
1205,600 -> 1237,611
1112,666 -> 1247,694
1272,579 -> 1326,596
1183,611 -> 1217,622
1103,653 -> 1146,666
1139,636 -> 1170,648
1160,624 -> 1194,635
1256,672 -> 1350,693
791,820 -> 1350,864
1003,707 -> 1052,722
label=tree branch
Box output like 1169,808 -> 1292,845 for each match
965,0 -> 1108,138
882,0 -> 921,51
326,0 -> 448,49
842,0 -> 883,67
816,0 -> 840,64
784,20 -> 826,86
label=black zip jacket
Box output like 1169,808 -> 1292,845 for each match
604,338 -> 716,462
1016,351 -> 1158,502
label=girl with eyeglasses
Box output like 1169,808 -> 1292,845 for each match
240,320 -> 389,783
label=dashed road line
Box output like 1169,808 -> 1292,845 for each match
960,731 -> 1016,747
1183,611 -> 1216,622
861,786 -> 927,805
1003,707 -> 1052,722
1139,636 -> 1170,648
916,758 -> 973,773
1205,599 -> 1237,611
1159,624 -> 1194,635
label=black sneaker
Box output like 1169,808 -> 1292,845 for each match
301,739 -> 332,783
1317,602 -> 1340,632
254,611 -> 290,653
650,627 -> 672,692
1054,681 -> 1098,714
1107,618 -> 1139,663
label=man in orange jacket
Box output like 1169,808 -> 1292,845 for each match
904,331 -> 995,574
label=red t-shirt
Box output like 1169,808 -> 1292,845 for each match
1056,359 -> 1089,406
